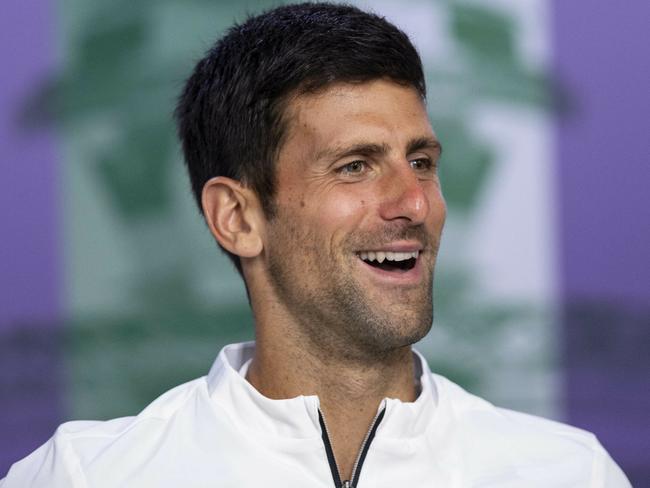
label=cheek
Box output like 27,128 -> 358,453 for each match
275,183 -> 373,246
319,196 -> 367,221
313,192 -> 372,243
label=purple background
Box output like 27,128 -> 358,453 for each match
1,0 -> 648,484
0,0 -> 61,330
553,0 -> 650,484
0,0 -> 64,474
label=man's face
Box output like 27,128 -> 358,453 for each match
262,80 -> 446,361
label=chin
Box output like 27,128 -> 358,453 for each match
354,315 -> 432,358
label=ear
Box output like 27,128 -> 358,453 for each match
201,176 -> 264,258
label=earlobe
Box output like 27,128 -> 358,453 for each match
201,177 -> 264,258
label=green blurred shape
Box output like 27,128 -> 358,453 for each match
95,121 -> 174,218
451,4 -> 515,64
35,0 -> 556,421
446,5 -> 551,107
66,304 -> 254,419
435,119 -> 493,212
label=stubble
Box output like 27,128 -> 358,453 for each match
266,215 -> 437,364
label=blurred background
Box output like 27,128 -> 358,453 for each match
1,0 -> 648,484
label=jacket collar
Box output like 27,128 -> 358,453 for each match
206,341 -> 439,440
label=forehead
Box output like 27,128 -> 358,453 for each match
279,80 -> 434,161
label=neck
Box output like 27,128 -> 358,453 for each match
246,292 -> 418,400
245,299 -> 418,481
247,333 -> 417,400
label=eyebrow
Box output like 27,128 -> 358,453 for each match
407,136 -> 443,157
315,136 -> 442,162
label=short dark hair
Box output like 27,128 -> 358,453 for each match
175,2 -> 426,276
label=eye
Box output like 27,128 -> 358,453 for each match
338,160 -> 367,175
409,157 -> 435,172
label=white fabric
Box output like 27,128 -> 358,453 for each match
1,341 -> 631,487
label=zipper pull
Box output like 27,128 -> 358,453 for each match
342,481 -> 352,488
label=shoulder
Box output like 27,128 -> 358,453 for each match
1,377 -> 209,487
435,373 -> 596,443
429,374 -> 631,486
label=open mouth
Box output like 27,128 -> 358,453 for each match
357,250 -> 419,272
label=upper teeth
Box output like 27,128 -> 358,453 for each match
358,251 -> 419,263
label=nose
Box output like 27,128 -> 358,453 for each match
378,165 -> 430,224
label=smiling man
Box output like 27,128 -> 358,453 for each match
229,79 -> 446,482
1,2 -> 630,487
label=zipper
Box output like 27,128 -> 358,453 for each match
318,411 -> 342,488
318,406 -> 386,488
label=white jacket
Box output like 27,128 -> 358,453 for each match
1,342 -> 631,487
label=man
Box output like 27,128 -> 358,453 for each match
1,3 -> 630,487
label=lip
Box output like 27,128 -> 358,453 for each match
355,240 -> 424,253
